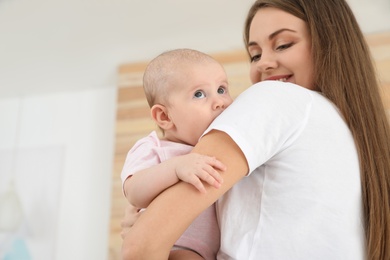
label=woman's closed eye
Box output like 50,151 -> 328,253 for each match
276,42 -> 293,51
250,54 -> 261,63
249,42 -> 293,63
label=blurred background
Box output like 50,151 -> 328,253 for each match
0,0 -> 389,259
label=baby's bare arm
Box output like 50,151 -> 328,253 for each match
124,153 -> 226,208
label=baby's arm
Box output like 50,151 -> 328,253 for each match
124,153 -> 226,208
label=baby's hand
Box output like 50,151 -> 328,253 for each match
120,204 -> 143,240
175,153 -> 226,193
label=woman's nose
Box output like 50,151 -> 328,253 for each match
256,52 -> 277,73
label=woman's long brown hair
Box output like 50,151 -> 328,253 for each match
244,0 -> 390,259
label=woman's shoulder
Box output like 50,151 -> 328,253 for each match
233,81 -> 314,109
248,81 -> 312,96
237,81 -> 332,108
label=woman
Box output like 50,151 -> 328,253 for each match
122,0 -> 390,259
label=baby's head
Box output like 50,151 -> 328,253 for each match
143,49 -> 218,107
143,49 -> 233,145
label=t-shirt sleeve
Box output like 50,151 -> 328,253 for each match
203,81 -> 313,174
120,134 -> 162,186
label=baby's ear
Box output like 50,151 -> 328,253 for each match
150,104 -> 173,130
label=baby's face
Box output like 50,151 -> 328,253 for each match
166,61 -> 233,146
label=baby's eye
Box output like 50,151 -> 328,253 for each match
194,90 -> 206,99
250,54 -> 261,63
217,86 -> 227,94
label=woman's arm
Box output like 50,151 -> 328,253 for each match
122,130 -> 248,259
120,204 -> 210,260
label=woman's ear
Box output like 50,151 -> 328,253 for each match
150,104 -> 173,130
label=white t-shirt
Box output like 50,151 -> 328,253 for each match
204,81 -> 365,260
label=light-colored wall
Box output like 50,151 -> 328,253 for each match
0,87 -> 116,259
0,1 -> 388,259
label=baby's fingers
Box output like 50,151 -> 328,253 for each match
207,156 -> 227,172
204,157 -> 225,184
194,165 -> 222,189
186,176 -> 207,193
206,166 -> 224,186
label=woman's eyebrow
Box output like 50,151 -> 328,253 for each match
247,41 -> 258,48
269,28 -> 296,40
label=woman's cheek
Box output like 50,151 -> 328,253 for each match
250,65 -> 261,84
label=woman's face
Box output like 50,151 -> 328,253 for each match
247,7 -> 315,90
